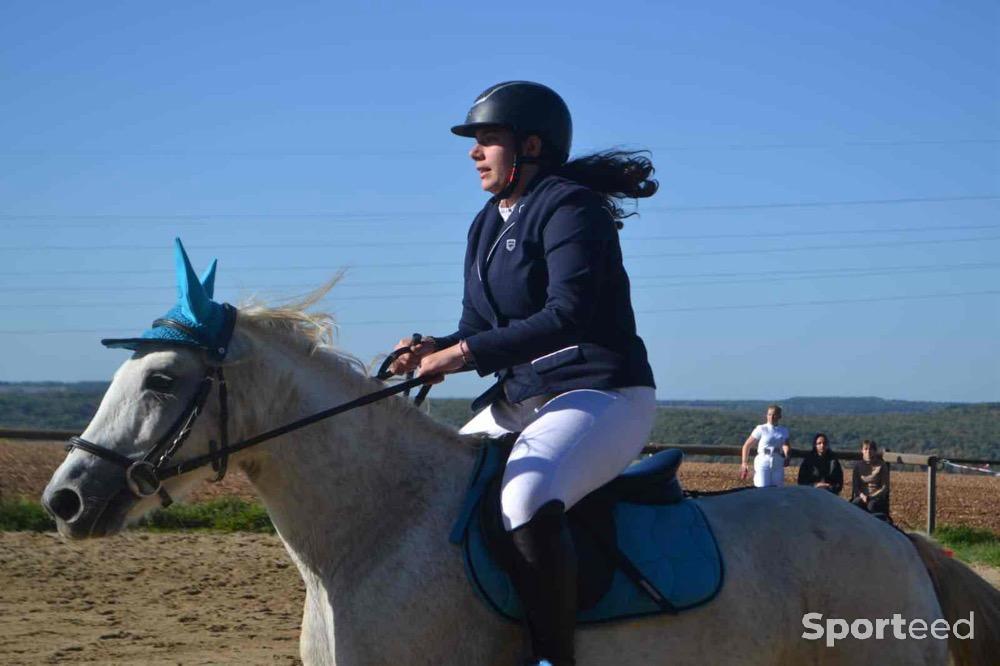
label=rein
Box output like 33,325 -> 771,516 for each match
158,373 -> 429,481
67,327 -> 433,507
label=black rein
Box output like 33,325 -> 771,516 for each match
67,338 -> 434,505
156,374 -> 429,482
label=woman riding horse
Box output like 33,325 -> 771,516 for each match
389,81 -> 659,665
41,237 -> 998,664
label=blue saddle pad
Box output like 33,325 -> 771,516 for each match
450,443 -> 725,625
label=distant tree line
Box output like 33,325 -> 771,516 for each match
429,399 -> 998,461
1,383 -> 996,461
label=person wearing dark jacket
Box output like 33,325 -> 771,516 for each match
388,81 -> 658,666
797,433 -> 844,494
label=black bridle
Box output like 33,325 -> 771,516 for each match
67,319 -> 433,507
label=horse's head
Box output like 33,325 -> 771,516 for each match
42,345 -> 234,537
42,239 -> 242,538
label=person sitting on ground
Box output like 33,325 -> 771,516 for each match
797,432 -> 843,494
851,439 -> 890,518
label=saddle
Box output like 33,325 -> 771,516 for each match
449,435 -> 724,624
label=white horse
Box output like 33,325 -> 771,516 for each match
42,297 -> 999,665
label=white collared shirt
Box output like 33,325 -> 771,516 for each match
751,423 -> 789,455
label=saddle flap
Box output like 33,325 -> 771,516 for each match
475,444 -> 617,611
455,437 -> 724,625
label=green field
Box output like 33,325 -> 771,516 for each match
4,496 -> 997,568
0,497 -> 274,534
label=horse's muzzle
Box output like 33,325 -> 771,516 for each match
42,460 -> 134,539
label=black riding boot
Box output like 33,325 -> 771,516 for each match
509,500 -> 577,666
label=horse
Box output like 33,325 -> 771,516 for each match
42,295 -> 999,665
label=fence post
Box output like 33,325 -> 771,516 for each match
926,457 -> 938,534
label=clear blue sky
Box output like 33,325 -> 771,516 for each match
1,1 -> 998,402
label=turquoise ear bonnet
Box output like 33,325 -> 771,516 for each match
102,238 -> 236,360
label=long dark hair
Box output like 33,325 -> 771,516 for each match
553,150 -> 658,228
812,432 -> 832,456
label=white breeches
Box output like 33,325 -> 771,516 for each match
753,453 -> 786,487
460,386 -> 656,530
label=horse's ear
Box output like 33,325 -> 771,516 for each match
174,238 -> 214,324
199,259 -> 218,300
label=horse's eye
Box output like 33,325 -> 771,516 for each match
144,373 -> 175,394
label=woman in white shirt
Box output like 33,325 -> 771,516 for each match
740,404 -> 792,487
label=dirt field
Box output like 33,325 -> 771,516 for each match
1,439 -> 998,664
0,531 -> 303,665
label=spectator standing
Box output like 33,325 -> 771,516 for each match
740,404 -> 791,487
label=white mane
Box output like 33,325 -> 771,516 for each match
235,281 -> 460,431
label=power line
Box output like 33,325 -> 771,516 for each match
638,290 -> 1000,314
2,231 -> 999,256
2,222 -> 998,259
1,235 -> 998,289
2,194 -> 997,225
1,289 -> 996,335
5,292 -> 457,308
651,138 -> 1000,151
6,262 -> 999,307
0,137 -> 996,158
346,260 -> 1000,288
626,235 -> 1000,260
631,223 -> 1000,241
635,260 -> 1000,282
0,236 -> 1000,292
3,258 -> 993,285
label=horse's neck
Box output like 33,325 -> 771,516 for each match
231,336 -> 474,582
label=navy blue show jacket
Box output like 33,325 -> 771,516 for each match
435,174 -> 655,409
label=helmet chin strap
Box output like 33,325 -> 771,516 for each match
495,152 -> 540,203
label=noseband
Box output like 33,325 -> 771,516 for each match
66,320 -> 432,508
68,364 -> 228,507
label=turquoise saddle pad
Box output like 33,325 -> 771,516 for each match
450,443 -> 725,625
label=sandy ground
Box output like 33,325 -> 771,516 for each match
971,563 -> 1000,588
1,531 -> 997,666
1,439 -> 998,664
0,532 -> 304,665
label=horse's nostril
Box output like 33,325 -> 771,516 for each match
46,487 -> 83,522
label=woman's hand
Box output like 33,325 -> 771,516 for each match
739,461 -> 750,481
417,344 -> 467,384
388,337 -> 437,376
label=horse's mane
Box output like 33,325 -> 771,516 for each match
233,279 -> 468,438
237,274 -> 482,449
236,275 -> 367,375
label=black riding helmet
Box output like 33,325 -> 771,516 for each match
451,81 -> 573,166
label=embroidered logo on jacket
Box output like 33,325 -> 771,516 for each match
506,239 -> 516,252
